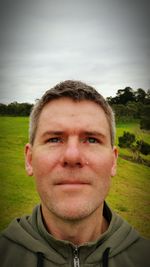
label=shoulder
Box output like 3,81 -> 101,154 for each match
121,237 -> 150,267
130,235 -> 150,253
0,230 -> 37,267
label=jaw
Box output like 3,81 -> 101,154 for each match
41,199 -> 106,245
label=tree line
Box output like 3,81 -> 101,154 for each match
0,102 -> 33,116
106,87 -> 150,130
0,87 -> 150,129
107,87 -> 150,105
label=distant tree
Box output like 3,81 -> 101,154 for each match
106,96 -> 113,104
17,103 -> 33,116
135,88 -> 146,103
0,103 -> 7,115
112,104 -> 127,121
107,87 -> 149,106
140,105 -> 150,130
126,102 -> 138,119
144,89 -> 150,104
140,117 -> 150,130
7,102 -> 18,115
112,102 -> 139,121
0,102 -> 33,116
116,87 -> 135,105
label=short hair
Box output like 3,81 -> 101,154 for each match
29,80 -> 116,146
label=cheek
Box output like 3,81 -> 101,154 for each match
88,152 -> 114,193
89,151 -> 114,176
32,150 -> 59,177
92,155 -> 113,197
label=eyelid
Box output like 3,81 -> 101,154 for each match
47,137 -> 63,143
82,137 -> 100,143
45,134 -> 103,144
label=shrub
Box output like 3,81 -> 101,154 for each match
136,140 -> 150,155
140,117 -> 150,130
118,131 -> 136,148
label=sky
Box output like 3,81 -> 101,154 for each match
0,0 -> 150,104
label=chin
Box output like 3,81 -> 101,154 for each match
56,211 -> 90,222
51,201 -> 101,222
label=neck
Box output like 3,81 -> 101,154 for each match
41,204 -> 109,245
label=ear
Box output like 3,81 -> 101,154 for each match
111,146 -> 118,177
25,143 -> 33,176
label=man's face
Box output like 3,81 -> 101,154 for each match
25,98 -> 117,221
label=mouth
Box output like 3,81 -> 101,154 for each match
55,179 -> 90,189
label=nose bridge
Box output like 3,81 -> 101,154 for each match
61,135 -> 84,166
65,136 -> 80,158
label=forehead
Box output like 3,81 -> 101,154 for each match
37,98 -> 110,133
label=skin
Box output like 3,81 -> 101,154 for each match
25,98 -> 118,245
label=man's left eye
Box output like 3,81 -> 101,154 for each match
86,137 -> 99,143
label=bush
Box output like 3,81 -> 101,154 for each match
136,140 -> 150,155
118,131 -> 136,148
140,117 -> 150,130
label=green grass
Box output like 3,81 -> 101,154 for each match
107,157 -> 150,238
0,117 -> 39,229
0,117 -> 150,238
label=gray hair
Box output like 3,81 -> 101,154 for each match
29,80 -> 116,146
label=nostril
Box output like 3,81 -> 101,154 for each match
77,162 -> 82,167
63,162 -> 67,167
62,161 -> 82,168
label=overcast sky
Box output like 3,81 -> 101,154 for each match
0,0 -> 150,104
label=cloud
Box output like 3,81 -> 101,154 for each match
0,0 -> 150,103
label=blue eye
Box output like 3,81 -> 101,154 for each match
48,137 -> 62,143
82,137 -> 99,143
88,137 -> 98,143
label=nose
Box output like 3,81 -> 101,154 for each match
60,137 -> 85,168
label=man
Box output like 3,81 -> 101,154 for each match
0,80 -> 149,266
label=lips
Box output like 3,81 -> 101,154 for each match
54,179 -> 90,186
55,181 -> 90,192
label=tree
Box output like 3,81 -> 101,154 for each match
0,102 -> 33,116
0,103 -> 7,115
140,117 -> 150,130
140,105 -> 150,130
116,87 -> 135,105
135,88 -> 146,103
144,89 -> 150,104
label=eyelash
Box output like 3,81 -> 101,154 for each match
83,137 -> 99,143
47,137 -> 63,143
46,137 -> 100,144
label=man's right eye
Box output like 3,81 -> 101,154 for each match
47,137 -> 63,143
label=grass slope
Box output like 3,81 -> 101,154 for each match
0,117 -> 150,238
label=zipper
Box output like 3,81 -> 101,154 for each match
73,246 -> 80,267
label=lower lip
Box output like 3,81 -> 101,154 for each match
56,183 -> 89,189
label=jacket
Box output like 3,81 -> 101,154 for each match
0,203 -> 149,267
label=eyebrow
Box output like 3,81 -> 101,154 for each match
42,130 -> 106,139
84,131 -> 107,140
42,131 -> 64,137
84,131 -> 105,136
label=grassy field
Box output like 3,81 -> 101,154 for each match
0,117 -> 150,238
